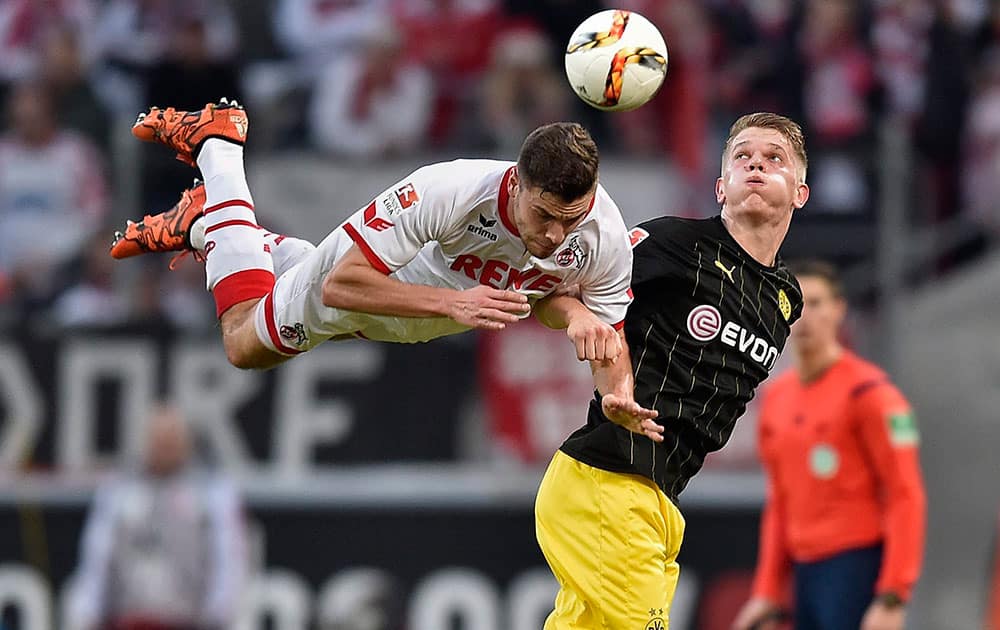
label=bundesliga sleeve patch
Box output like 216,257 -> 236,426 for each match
888,411 -> 920,446
395,182 -> 420,209
379,182 -> 420,216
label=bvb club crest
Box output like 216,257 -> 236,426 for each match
645,608 -> 665,630
778,288 -> 792,321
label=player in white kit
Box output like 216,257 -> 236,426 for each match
111,99 -> 662,435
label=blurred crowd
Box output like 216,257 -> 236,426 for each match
1,0 -> 999,331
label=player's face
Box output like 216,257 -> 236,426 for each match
508,169 -> 593,259
791,276 -> 846,353
716,127 -> 809,221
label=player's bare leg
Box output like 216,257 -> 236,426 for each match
217,300 -> 285,369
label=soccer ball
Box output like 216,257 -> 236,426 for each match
564,9 -> 668,112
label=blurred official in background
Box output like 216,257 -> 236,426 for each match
733,261 -> 926,630
67,402 -> 246,630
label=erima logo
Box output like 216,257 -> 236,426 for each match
467,214 -> 498,241
686,305 -> 780,369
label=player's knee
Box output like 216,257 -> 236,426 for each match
223,343 -> 256,370
221,330 -> 285,371
218,304 -> 260,369
220,331 -> 261,370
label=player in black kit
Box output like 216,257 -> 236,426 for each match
533,113 -> 810,630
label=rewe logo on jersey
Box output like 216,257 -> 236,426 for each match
686,304 -> 779,369
451,254 -> 562,292
362,201 -> 394,232
467,214 -> 498,241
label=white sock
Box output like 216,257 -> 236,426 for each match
196,139 -> 274,316
190,221 -> 314,279
263,232 -> 316,277
190,219 -> 207,250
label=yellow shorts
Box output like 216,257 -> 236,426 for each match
535,450 -> 686,630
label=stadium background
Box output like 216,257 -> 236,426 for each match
0,0 -> 998,628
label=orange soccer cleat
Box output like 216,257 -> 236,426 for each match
131,97 -> 248,166
110,180 -> 206,261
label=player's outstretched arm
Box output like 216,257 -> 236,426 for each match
323,246 -> 530,330
534,292 -> 622,362
534,293 -> 661,440
593,343 -> 664,443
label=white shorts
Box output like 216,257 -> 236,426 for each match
252,226 -> 469,355
252,226 -> 369,356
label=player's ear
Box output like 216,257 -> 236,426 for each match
832,294 -> 847,327
793,182 -> 810,209
509,167 -> 520,196
715,177 -> 725,205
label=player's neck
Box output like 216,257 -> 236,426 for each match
796,343 -> 843,383
719,211 -> 789,267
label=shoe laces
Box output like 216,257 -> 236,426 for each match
168,249 -> 206,270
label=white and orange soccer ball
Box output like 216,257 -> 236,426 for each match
564,9 -> 668,112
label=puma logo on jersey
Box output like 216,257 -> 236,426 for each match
715,259 -> 735,283
450,254 -> 562,292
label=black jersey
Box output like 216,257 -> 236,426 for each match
560,216 -> 803,502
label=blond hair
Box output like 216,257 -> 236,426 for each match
722,113 -> 807,182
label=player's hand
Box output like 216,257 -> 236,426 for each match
449,285 -> 531,330
860,601 -> 905,630
566,313 -> 621,362
731,597 -> 782,630
601,393 -> 662,442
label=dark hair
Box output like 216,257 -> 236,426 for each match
787,259 -> 843,297
723,112 -> 808,181
517,122 -> 599,202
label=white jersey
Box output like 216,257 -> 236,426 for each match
256,160 -> 633,353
